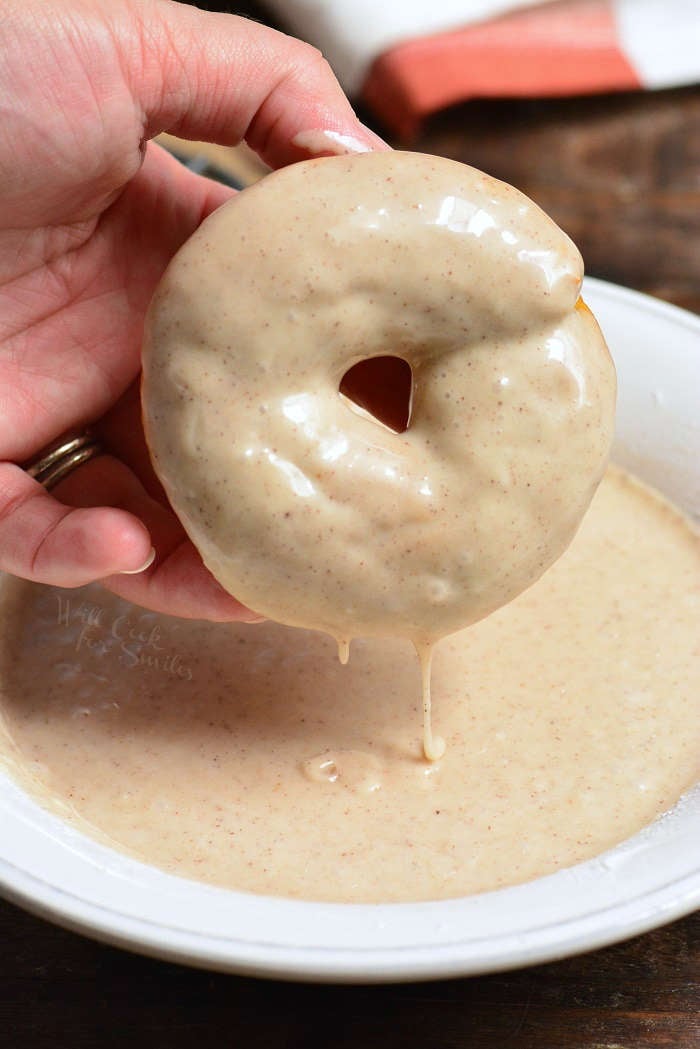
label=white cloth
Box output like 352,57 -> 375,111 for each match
264,0 -> 537,92
614,0 -> 700,89
264,0 -> 700,94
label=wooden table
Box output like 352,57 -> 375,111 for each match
4,903 -> 699,1046
3,5 -> 699,1044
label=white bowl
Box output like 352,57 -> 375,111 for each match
0,278 -> 698,982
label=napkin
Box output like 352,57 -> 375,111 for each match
263,0 -> 700,136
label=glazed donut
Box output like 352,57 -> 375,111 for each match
142,151 -> 616,645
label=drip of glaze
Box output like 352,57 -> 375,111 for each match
414,641 -> 446,763
335,636 -> 443,761
336,638 -> 351,665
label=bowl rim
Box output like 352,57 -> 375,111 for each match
1,276 -> 698,983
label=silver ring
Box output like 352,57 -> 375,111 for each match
24,432 -> 105,490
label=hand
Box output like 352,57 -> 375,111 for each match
0,0 -> 386,620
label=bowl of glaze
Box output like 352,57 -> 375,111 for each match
0,277 -> 698,982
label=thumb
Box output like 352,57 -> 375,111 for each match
126,0 -> 388,168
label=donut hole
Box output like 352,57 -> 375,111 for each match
339,356 -> 413,434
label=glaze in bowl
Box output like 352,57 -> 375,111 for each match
0,278 -> 698,982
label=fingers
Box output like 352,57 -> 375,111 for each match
0,456 -> 259,622
106,539 -> 261,624
0,463 -> 153,586
128,3 -> 389,169
54,453 -> 261,623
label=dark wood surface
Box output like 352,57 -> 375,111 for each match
3,3 -> 699,1044
3,903 -> 699,1046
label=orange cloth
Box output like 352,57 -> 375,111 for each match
363,2 -> 639,137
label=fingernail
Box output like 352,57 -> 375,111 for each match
291,127 -> 390,157
119,547 -> 156,575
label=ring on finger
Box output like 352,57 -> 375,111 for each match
23,432 -> 105,491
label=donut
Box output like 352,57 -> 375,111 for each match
142,151 -> 616,649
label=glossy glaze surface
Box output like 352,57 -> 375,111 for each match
142,152 -> 616,647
